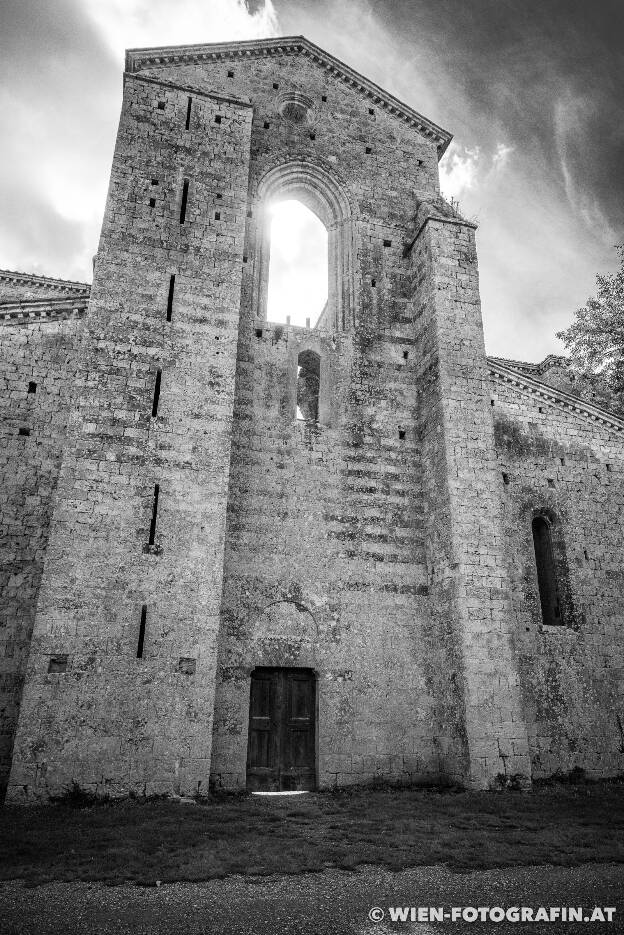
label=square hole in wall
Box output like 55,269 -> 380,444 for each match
371,278 -> 376,287
216,193 -> 222,199
149,198 -> 156,208
606,463 -> 612,472
490,399 -> 495,406
48,654 -> 68,673
215,211 -> 220,220
403,350 -> 409,361
157,101 -> 166,109
263,121 -> 270,129
369,107 -> 374,115
365,146 -> 372,154
28,381 -> 37,393
310,132 -> 316,140
321,95 -> 327,102
547,478 -> 555,487
215,115 -> 222,124
18,427 -> 30,436
383,239 -> 392,247
151,179 -> 159,185
177,657 -> 196,675
255,328 -> 263,338
502,472 -> 510,485
227,70 -> 234,78
398,429 -> 406,440
273,82 -> 279,89
243,255 -> 248,263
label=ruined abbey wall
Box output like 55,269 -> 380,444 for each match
492,377 -> 624,778
0,314 -> 82,788
2,38 -> 622,798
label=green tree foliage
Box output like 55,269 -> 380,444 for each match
556,246 -> 624,415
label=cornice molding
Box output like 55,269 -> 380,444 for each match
0,269 -> 90,295
0,296 -> 88,326
125,36 -> 452,158
488,358 -> 624,434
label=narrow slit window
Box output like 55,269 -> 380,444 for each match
179,179 -> 189,224
148,484 -> 160,546
185,97 -> 193,130
152,370 -> 162,417
166,274 -> 175,322
296,350 -> 321,422
532,516 -> 563,626
137,605 -> 147,658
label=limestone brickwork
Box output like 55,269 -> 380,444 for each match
1,37 -> 622,799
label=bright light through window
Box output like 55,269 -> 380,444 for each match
266,199 -> 328,327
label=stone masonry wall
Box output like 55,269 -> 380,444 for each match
0,316 -> 83,792
492,377 -> 624,778
406,215 -> 531,787
7,73 -> 252,799
198,52 -> 452,789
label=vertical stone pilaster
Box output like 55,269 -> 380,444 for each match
414,211 -> 531,788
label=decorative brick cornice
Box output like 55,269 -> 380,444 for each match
0,296 -> 88,326
488,357 -> 624,434
0,269 -> 90,296
125,36 -> 452,158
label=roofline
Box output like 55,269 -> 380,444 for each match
125,35 -> 453,158
0,269 -> 91,293
488,357 -> 624,433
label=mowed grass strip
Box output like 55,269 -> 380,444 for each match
1,784 -> 623,885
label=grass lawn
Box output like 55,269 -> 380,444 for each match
1,783 -> 623,886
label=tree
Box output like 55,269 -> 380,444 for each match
556,246 -> 624,415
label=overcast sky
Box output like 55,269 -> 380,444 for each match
1,0 -> 622,359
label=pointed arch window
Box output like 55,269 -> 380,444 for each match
296,350 -> 320,422
532,516 -> 563,626
254,162 -> 354,331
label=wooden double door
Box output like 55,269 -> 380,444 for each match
246,667 -> 316,791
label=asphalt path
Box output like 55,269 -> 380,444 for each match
0,863 -> 622,934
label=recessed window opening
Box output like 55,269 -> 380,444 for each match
152,370 -> 162,417
148,484 -> 160,546
296,350 -> 320,422
166,274 -> 176,321
179,179 -> 189,224
266,200 -> 328,328
532,516 -> 563,626
28,381 -> 37,393
137,605 -> 147,658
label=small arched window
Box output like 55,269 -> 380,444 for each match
296,350 -> 320,422
532,516 -> 563,626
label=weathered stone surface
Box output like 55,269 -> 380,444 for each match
1,37 -> 622,798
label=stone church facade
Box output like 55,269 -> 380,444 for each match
1,37 -> 623,799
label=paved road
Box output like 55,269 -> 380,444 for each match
0,863 -> 622,934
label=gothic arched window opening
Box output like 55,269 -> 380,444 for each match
297,350 -> 320,422
532,516 -> 563,626
266,200 -> 328,329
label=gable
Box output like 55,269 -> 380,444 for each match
489,357 -> 624,438
125,36 -> 452,158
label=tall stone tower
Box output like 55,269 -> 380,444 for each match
7,37 -> 532,798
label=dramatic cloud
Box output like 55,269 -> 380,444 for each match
0,0 -> 621,360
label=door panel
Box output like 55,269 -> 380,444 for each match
246,668 -> 316,791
